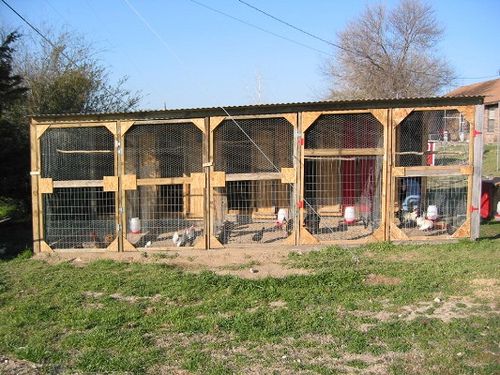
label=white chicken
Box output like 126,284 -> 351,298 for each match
416,216 -> 434,231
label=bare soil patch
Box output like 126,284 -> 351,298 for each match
365,273 -> 401,286
471,278 -> 499,301
0,355 -> 41,375
35,246 -> 318,279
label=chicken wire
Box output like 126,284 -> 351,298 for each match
303,156 -> 383,241
396,110 -> 470,167
305,113 -> 383,149
124,123 -> 203,178
43,187 -> 116,249
213,117 -> 295,246
125,185 -> 204,248
213,180 -> 294,245
395,176 -> 468,237
214,117 -> 294,173
41,127 -> 114,180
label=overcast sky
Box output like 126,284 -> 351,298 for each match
2,0 -> 499,110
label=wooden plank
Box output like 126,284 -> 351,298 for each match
189,173 -> 205,219
53,180 -> 103,188
40,240 -> 54,253
191,118 -> 206,133
210,116 -> 225,131
211,171 -> 226,187
386,109 -> 396,240
122,238 -> 137,252
380,109 -> 390,242
225,172 -> 280,182
30,120 -> 41,253
471,105 -> 484,240
392,167 -> 405,177
370,109 -> 389,126
209,235 -> 224,249
297,113 -> 305,245
451,218 -> 471,238
36,124 -> 51,139
122,174 -> 137,190
457,105 -> 475,125
282,113 -> 298,127
201,117 -> 209,250
137,177 -> 189,186
103,122 -> 117,136
119,120 -> 136,136
39,178 -> 53,194
390,224 -> 409,241
301,111 -> 321,132
402,166 -> 471,177
372,226 -> 385,241
392,108 -> 414,127
299,227 -> 319,244
192,236 -> 205,249
304,148 -> 384,157
280,168 -> 295,184
106,238 -> 119,252
103,176 -> 119,192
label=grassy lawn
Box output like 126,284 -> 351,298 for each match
0,236 -> 498,374
483,144 -> 500,177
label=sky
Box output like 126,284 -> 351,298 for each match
1,0 -> 499,110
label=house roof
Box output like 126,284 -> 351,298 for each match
31,95 -> 483,122
447,78 -> 500,105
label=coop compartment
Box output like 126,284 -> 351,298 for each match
43,187 -> 116,249
396,110 -> 470,167
395,175 -> 468,237
41,127 -> 114,181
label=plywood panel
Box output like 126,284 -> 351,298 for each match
211,171 -> 226,188
281,168 -> 295,184
103,176 -> 119,192
39,178 -> 53,194
122,174 -> 137,190
189,173 -> 205,218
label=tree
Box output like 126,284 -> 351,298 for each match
0,32 -> 27,114
324,0 -> 455,99
16,30 -> 141,114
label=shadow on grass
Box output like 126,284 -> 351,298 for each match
0,221 -> 32,260
479,220 -> 500,241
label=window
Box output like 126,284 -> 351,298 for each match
487,106 -> 496,132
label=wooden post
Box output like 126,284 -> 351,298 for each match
379,109 -> 390,241
30,119 -> 41,253
471,105 -> 484,240
116,121 -> 124,252
298,112 -> 306,244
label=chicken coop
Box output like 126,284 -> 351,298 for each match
30,96 -> 484,252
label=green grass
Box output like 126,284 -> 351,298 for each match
0,238 -> 498,374
483,144 -> 500,177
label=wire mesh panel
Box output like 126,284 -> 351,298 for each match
43,187 -> 116,249
304,156 -> 383,241
305,113 -> 383,149
213,117 -> 295,246
123,122 -> 204,248
213,180 -> 294,245
124,123 -> 203,178
394,176 -> 468,238
41,127 -> 114,180
396,110 -> 470,167
125,185 -> 204,248
303,113 -> 384,242
214,118 -> 294,173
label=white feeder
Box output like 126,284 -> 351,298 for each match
130,217 -> 141,234
344,206 -> 356,224
427,205 -> 438,221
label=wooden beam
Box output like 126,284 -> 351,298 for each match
456,105 -> 475,125
372,226 -> 385,241
209,235 -> 224,249
120,121 -> 136,136
36,124 -> 51,139
123,238 -> 137,252
225,172 -> 280,182
304,148 -> 384,157
53,180 -> 103,188
390,224 -> 409,241
191,118 -> 206,133
299,227 -> 319,244
137,177 -> 190,186
470,104 -> 484,240
30,120 -> 41,253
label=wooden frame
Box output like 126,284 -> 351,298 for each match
29,98 -> 484,253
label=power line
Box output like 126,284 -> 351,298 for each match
0,0 -> 131,111
187,0 -> 332,56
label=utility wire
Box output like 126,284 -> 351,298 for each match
237,0 -> 498,82
0,0 -> 131,111
188,0 -> 332,56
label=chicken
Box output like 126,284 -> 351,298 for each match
184,225 -> 196,246
172,231 -> 185,247
304,212 -> 321,234
416,216 -> 434,231
252,227 -> 265,242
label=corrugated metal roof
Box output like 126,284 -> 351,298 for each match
31,95 -> 484,119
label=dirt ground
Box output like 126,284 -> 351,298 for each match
34,245 -> 322,279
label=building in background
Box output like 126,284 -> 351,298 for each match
448,78 -> 500,144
